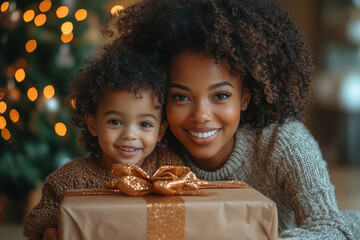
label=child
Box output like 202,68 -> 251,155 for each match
22,46 -> 183,240
110,0 -> 360,239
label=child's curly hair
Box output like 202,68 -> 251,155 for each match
70,46 -> 167,157
109,0 -> 314,128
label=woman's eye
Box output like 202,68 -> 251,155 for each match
171,94 -> 190,102
214,92 -> 231,100
139,122 -> 152,128
108,119 -> 121,126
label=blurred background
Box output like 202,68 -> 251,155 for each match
0,0 -> 359,239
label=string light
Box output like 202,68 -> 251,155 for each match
61,22 -> 73,35
0,116 -> 6,129
9,109 -> 20,123
25,39 -> 37,53
1,128 -> 11,141
56,6 -> 69,18
43,85 -> 55,99
27,87 -> 38,101
9,88 -> 21,102
111,5 -> 124,15
23,10 -> 35,22
61,32 -> 73,43
55,122 -> 67,136
75,9 -> 87,21
16,58 -> 27,69
6,66 -> 16,78
39,0 -> 51,13
0,2 -> 9,12
0,88 -> 5,100
34,14 -> 46,26
70,98 -> 76,109
15,69 -> 25,82
0,101 -> 7,113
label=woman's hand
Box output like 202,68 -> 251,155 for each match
42,227 -> 58,240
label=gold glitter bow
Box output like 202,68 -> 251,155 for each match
104,164 -> 213,196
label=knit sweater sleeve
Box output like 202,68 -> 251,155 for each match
22,175 -> 63,240
274,122 -> 354,240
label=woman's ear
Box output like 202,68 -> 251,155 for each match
157,121 -> 168,142
85,114 -> 98,137
241,87 -> 251,111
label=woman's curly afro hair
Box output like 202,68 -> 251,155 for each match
70,46 -> 167,157
108,0 -> 314,128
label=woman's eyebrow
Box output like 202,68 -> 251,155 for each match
169,83 -> 190,91
208,81 -> 234,91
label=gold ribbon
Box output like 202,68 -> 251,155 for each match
104,163 -> 251,197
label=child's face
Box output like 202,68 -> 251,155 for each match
86,90 -> 167,170
167,51 -> 250,171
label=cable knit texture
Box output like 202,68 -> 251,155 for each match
22,146 -> 183,240
183,121 -> 359,240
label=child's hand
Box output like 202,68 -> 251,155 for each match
42,227 -> 58,240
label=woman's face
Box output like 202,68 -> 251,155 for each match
167,51 -> 250,171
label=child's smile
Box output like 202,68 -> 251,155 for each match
167,51 -> 250,171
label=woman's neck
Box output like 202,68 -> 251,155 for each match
188,136 -> 235,172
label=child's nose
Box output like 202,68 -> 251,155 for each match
190,100 -> 212,123
120,126 -> 137,140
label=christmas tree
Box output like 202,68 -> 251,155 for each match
0,0 -> 129,219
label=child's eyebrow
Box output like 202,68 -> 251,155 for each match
103,111 -> 158,121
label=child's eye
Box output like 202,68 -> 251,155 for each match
171,94 -> 190,102
108,119 -> 122,126
139,122 -> 153,128
213,92 -> 231,101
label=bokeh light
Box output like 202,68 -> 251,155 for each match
0,101 -> 7,113
1,128 -> 11,141
34,14 -> 46,26
6,66 -> 16,78
56,6 -> 69,18
15,69 -> 25,82
0,88 -> 5,100
16,58 -> 27,69
43,85 -> 55,99
70,98 -> 76,109
61,22 -> 73,35
23,10 -> 35,22
0,116 -> 6,129
27,87 -> 38,101
55,122 -> 67,136
9,88 -> 22,102
75,9 -> 87,21
25,39 -> 37,53
39,0 -> 51,12
61,32 -> 73,43
9,109 -> 19,123
111,5 -> 124,15
0,2 -> 9,12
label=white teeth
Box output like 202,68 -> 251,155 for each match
190,129 -> 218,139
119,147 -> 137,152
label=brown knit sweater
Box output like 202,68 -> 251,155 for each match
22,146 -> 183,240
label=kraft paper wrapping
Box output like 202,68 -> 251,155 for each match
59,185 -> 278,240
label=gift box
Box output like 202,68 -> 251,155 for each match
59,182 -> 278,240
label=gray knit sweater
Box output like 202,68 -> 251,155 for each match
183,121 -> 359,240
22,146 -> 183,240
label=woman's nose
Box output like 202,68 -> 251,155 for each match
120,125 -> 137,140
190,100 -> 212,123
